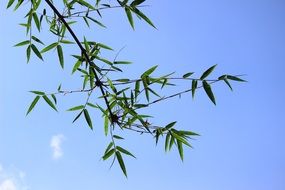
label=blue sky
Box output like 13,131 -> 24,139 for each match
1,0 -> 285,190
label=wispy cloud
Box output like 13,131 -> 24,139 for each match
50,134 -> 65,160
0,164 -> 28,190
0,179 -> 16,190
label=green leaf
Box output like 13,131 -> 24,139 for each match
117,146 -> 136,158
86,16 -> 106,28
31,44 -> 43,60
33,13 -> 41,31
41,42 -> 58,53
31,36 -> 44,45
104,142 -> 114,154
29,91 -> 45,95
130,0 -> 145,7
141,65 -> 158,77
202,81 -> 216,105
114,61 -> 132,64
77,0 -> 95,9
183,72 -> 194,78
132,8 -> 156,28
134,80 -> 140,98
72,110 -> 83,123
72,59 -> 82,74
191,80 -> 198,99
51,94 -> 57,104
67,105 -> 85,111
97,43 -> 113,51
223,78 -> 233,91
102,148 -> 115,160
177,140 -> 184,161
125,7 -> 134,29
113,135 -> 124,140
57,45 -> 64,69
116,151 -> 127,177
104,115 -> 109,136
227,75 -> 247,82
14,40 -> 30,47
43,95 -> 58,111
165,133 -> 171,152
83,109 -> 93,130
200,64 -> 217,80
26,45 -> 31,63
165,121 -> 176,130
7,0 -> 15,8
171,131 -> 191,147
26,96 -> 40,115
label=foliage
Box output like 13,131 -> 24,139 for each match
7,0 -> 245,177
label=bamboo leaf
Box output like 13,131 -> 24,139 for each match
67,105 -> 85,111
29,91 -> 45,95
14,40 -> 30,47
227,75 -> 247,82
32,13 -> 41,31
116,151 -> 127,177
83,109 -> 93,130
7,0 -> 15,8
130,0 -> 145,7
141,65 -> 158,77
117,146 -> 136,158
165,133 -> 170,152
102,148 -> 115,160
43,95 -> 58,111
191,80 -> 198,99
41,42 -> 58,53
202,81 -> 216,105
132,7 -> 156,28
165,121 -> 176,130
200,64 -> 217,80
57,45 -> 64,69
72,111 -> 83,123
125,7 -> 134,29
183,72 -> 194,78
177,140 -> 184,161
31,44 -> 43,60
104,115 -> 109,136
72,59 -> 82,74
26,96 -> 40,115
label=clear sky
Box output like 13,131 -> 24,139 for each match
1,0 -> 285,190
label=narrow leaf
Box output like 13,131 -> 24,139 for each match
202,81 -> 216,105
43,95 -> 58,111
117,146 -> 136,158
26,96 -> 40,115
83,109 -> 93,130
125,7 -> 134,29
116,151 -> 127,177
57,45 -> 64,68
67,105 -> 85,111
200,64 -> 217,80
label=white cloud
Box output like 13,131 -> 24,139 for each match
0,164 -> 28,190
50,134 -> 65,160
0,179 -> 16,190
